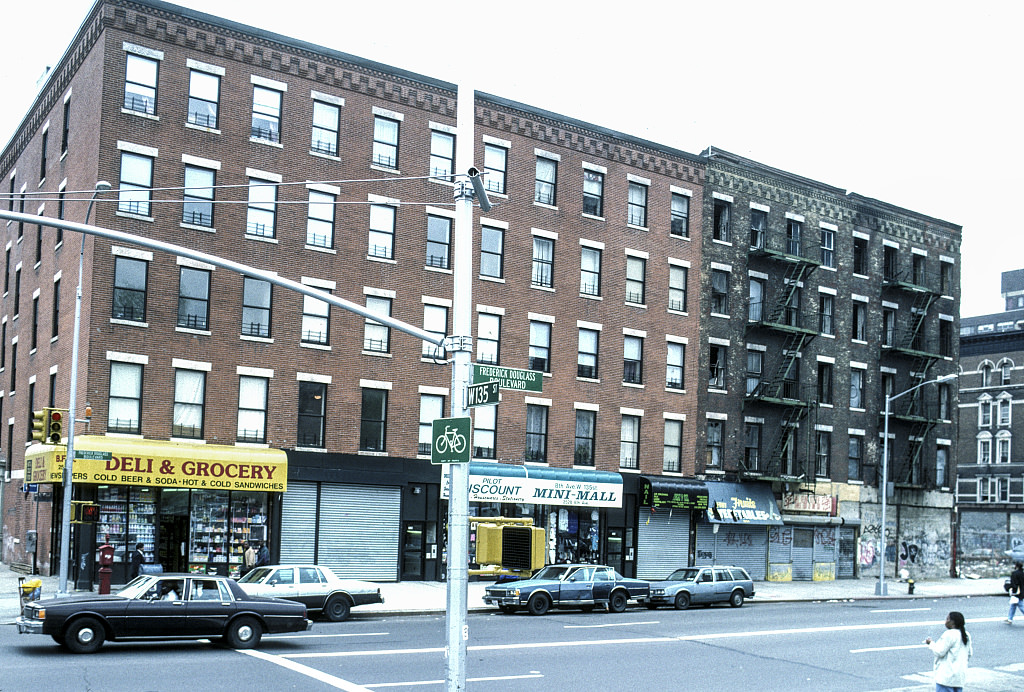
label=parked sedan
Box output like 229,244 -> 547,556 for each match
642,565 -> 755,610
484,564 -> 650,615
237,565 -> 383,621
16,573 -> 310,653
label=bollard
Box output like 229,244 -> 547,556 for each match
907,578 -> 915,595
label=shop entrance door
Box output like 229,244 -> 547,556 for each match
401,522 -> 425,580
159,489 -> 190,573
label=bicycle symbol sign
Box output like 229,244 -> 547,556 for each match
431,416 -> 471,465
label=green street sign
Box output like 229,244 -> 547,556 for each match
467,380 -> 500,408
472,364 -> 543,392
431,416 -> 471,465
74,450 -> 112,461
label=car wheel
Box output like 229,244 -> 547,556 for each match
225,616 -> 263,649
674,592 -> 691,610
498,605 -> 517,614
527,593 -> 551,616
729,590 -> 745,608
64,617 -> 105,654
608,591 -> 628,613
324,595 -> 352,622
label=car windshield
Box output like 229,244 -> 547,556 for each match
532,565 -> 571,581
237,567 -> 274,583
666,568 -> 700,581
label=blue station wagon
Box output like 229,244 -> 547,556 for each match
484,564 -> 650,615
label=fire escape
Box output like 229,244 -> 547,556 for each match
741,219 -> 820,481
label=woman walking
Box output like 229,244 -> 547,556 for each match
925,611 -> 972,692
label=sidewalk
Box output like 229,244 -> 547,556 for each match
0,562 -> 1006,625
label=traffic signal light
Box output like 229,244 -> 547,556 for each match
31,409 -> 49,443
46,409 -> 64,444
475,523 -> 545,572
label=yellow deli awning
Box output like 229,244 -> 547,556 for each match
25,437 -> 287,492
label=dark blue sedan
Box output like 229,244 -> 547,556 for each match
483,564 -> 650,615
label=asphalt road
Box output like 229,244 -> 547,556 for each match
4,595 -> 1023,691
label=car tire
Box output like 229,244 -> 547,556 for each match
64,617 -> 105,654
527,593 -> 551,616
498,605 -> 517,614
325,595 -> 352,622
225,616 -> 263,649
729,590 -> 745,608
674,592 -> 691,610
608,591 -> 628,613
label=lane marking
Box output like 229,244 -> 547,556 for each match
366,673 -> 544,688
871,608 -> 931,613
239,648 -> 372,691
851,644 -> 928,653
267,632 -> 389,640
564,620 -> 660,629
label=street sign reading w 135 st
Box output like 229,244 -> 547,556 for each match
466,380 -> 499,408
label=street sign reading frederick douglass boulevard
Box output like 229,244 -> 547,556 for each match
472,364 -> 543,392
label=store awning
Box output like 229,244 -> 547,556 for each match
638,476 -> 709,510
443,461 -> 622,508
705,481 -> 782,525
24,437 -> 287,492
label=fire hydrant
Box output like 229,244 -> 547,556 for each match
97,543 -> 115,595
907,578 -> 915,595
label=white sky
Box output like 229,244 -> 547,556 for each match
2,0 -> 1020,318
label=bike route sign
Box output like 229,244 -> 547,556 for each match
431,416 -> 471,465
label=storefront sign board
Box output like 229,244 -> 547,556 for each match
442,466 -> 622,508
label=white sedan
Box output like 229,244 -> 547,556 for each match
237,565 -> 383,621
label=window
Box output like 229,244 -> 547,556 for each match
936,447 -> 948,487
237,376 -> 268,443
39,130 -> 47,181
476,313 -> 500,364
473,404 -> 496,459
711,269 -> 729,313
173,369 -> 206,438
713,199 -> 731,242
301,293 -> 330,345
177,267 -> 210,330
671,193 -> 689,237
666,342 -> 685,390
298,381 -> 326,448
13,268 -> 19,317
112,256 -> 147,321
427,130 -> 455,181
368,204 -> 395,259
749,279 -> 765,321
242,277 -> 271,337
580,247 -> 601,296
583,169 -> 604,216
706,421 -> 723,467
852,302 -> 867,341
749,209 -> 767,249
1001,361 -> 1012,385
620,415 -> 640,469
311,100 -> 339,156
188,69 -> 220,128
939,383 -> 951,420
124,53 -> 158,114
850,369 -> 864,409
1000,398 -> 1011,426
786,220 -> 802,255
710,345 -> 727,390
848,436 -> 863,481
246,178 -> 277,238
818,362 -> 833,405
940,262 -> 953,294
883,245 -> 898,281
744,423 -> 761,471
574,410 -> 596,466
372,116 -> 399,168
532,237 -> 554,288
939,320 -> 953,357
51,278 -> 60,338
363,296 -> 391,353
784,285 -> 801,327
998,436 -> 1010,464
912,254 -> 926,285
663,420 -> 683,473
529,321 -> 551,372
359,388 -> 388,451
30,296 -> 38,350
118,152 -> 153,216
978,437 -> 991,464
815,431 -> 831,477
623,335 -> 643,385
109,362 -> 142,434
746,349 -> 763,395
183,165 -> 215,227
882,309 -> 896,347
251,86 -> 282,143
422,303 -> 448,357
627,181 -> 648,226
535,157 -> 557,205
525,404 -> 548,462
61,98 -> 70,153
625,256 -> 646,304
306,190 -> 335,248
979,399 -> 992,427
853,236 -> 868,274
665,265 -> 688,313
981,364 -> 992,387
481,224 -> 505,279
426,214 -> 452,269
578,328 -> 599,379
820,228 -> 835,268
419,394 -> 445,455
483,144 -> 507,194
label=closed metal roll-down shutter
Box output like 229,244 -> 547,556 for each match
318,484 -> 401,581
280,481 -> 318,564
711,524 -> 768,580
637,509 -> 690,580
838,527 -> 856,578
792,527 -> 814,580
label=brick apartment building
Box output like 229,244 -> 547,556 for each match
956,269 -> 1024,577
0,0 -> 959,584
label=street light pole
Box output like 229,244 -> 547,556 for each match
57,181 -> 110,596
876,372 -> 956,596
